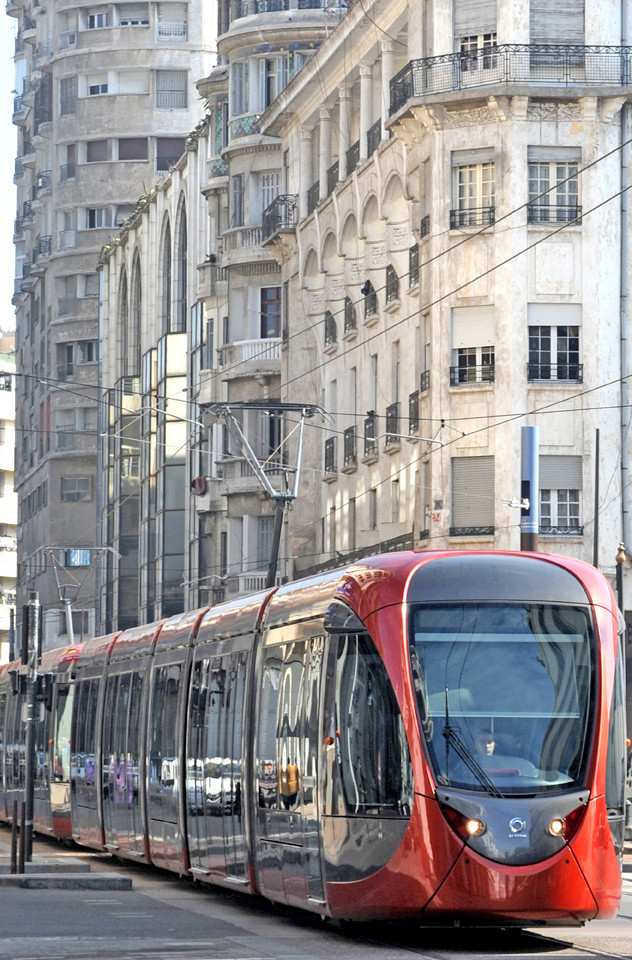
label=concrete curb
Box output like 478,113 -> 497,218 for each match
0,872 -> 132,889
0,858 -> 91,875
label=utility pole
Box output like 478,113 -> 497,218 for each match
22,592 -> 40,862
520,426 -> 539,552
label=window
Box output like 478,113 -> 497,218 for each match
528,304 -> 581,381
260,173 -> 280,214
61,477 -> 92,502
451,150 -> 495,228
528,148 -> 581,224
87,10 -> 109,28
231,61 -> 246,116
451,305 -> 495,384
56,343 -> 73,380
459,33 -> 497,72
156,136 -> 185,171
118,137 -> 148,161
120,4 -> 149,25
88,77 -> 108,95
451,455 -> 495,535
83,274 -> 99,297
231,174 -> 244,227
86,207 -> 111,229
77,340 -> 98,363
327,633 -> 412,817
260,287 -> 281,338
60,76 -> 77,115
61,548 -> 91,566
254,56 -> 288,111
385,264 -> 399,304
86,139 -> 108,162
530,0 -> 585,45
0,374 -> 12,391
76,407 -> 97,431
256,516 -> 275,569
539,455 -> 582,535
156,70 -> 187,108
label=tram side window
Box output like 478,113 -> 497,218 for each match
54,684 -> 73,782
149,664 -> 181,798
333,634 -> 413,817
73,680 -> 94,788
606,636 -> 626,823
257,642 -> 307,811
0,691 -> 5,788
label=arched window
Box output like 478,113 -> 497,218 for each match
118,268 -> 128,375
160,220 -> 172,334
174,203 -> 187,332
130,254 -> 142,375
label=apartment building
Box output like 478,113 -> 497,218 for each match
258,0 -> 631,605
97,1 -> 343,629
9,0 -> 212,647
0,341 -> 17,663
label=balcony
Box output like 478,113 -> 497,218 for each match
346,140 -> 360,175
197,259 -> 228,300
408,391 -> 419,433
225,571 -> 283,597
384,402 -> 400,448
307,181 -> 319,216
450,363 -> 495,386
261,194 -> 297,254
363,412 -> 377,461
450,206 -> 495,229
157,20 -> 187,40
342,427 -> 357,471
527,203 -> 582,225
59,161 -> 76,182
324,436 -> 337,480
213,338 -> 281,385
390,45 -> 632,116
343,296 -> 356,336
527,362 -> 583,383
324,310 -> 337,349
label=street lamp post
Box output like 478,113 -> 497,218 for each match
616,542 -> 626,611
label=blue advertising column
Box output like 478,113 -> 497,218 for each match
520,426 -> 539,552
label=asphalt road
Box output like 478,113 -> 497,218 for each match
0,836 -> 630,960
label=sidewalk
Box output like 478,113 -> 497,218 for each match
0,825 -> 131,889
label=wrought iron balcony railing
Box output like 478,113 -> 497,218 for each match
324,436 -> 337,475
390,45 -> 632,115
527,362 -> 583,383
262,194 -> 297,241
450,206 -> 495,229
450,363 -> 495,386
343,427 -> 357,467
385,401 -> 400,445
527,202 -> 582,224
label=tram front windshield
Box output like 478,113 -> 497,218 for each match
409,602 -> 594,795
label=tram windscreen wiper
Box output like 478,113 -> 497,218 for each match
442,687 -> 503,799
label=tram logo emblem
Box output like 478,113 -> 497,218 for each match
509,817 -> 527,835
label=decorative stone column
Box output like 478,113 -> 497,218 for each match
380,40 -> 395,140
319,107 -> 331,201
338,83 -> 350,181
359,62 -> 373,163
299,125 -> 313,220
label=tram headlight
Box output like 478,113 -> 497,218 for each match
548,817 -> 565,837
465,817 -> 486,837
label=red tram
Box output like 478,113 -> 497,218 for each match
0,551 -> 626,925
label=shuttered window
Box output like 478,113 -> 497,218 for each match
451,456 -> 495,531
540,455 -> 582,488
156,70 -> 187,108
530,0 -> 584,44
454,0 -> 497,37
540,456 -> 582,533
452,305 -> 495,348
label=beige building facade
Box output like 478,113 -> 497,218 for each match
9,0 -> 212,646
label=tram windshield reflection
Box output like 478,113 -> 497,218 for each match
409,602 -> 595,795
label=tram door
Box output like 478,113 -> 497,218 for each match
186,647 -> 249,882
255,634 -> 325,906
102,670 -> 145,856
